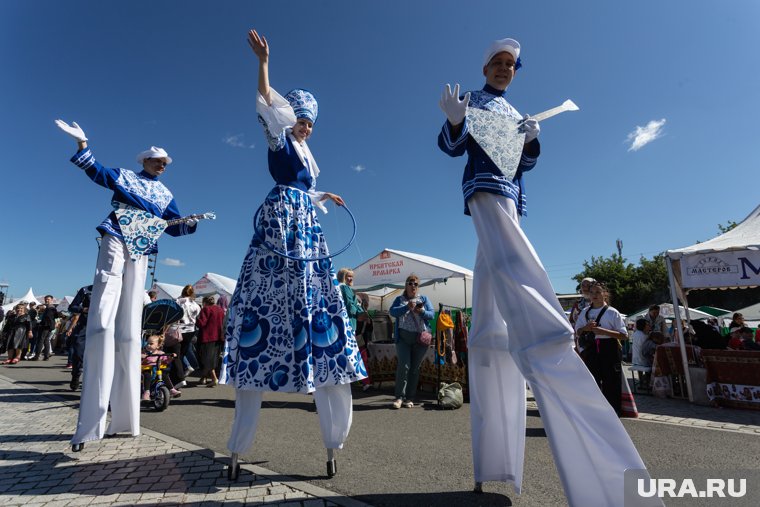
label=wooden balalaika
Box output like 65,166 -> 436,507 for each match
113,202 -> 215,261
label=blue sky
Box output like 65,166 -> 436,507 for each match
1,0 -> 759,300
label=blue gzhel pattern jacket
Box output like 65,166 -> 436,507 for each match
437,84 -> 540,216
71,148 -> 196,253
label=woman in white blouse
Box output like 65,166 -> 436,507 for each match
574,281 -> 629,415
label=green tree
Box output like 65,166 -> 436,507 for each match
573,253 -> 669,314
718,220 -> 738,234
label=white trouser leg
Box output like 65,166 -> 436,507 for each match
313,383 -> 353,449
72,235 -> 127,444
468,193 -> 652,507
106,247 -> 147,436
227,389 -> 264,454
468,245 -> 526,490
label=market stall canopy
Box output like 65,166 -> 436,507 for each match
352,248 -> 473,310
729,301 -> 760,321
55,295 -> 76,312
625,303 -> 712,324
2,287 -> 40,312
151,282 -> 184,301
667,203 -> 760,290
193,272 -> 236,298
694,306 -> 732,317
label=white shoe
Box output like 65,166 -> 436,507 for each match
403,400 -> 414,408
178,381 -> 187,387
186,366 -> 195,374
391,398 -> 402,409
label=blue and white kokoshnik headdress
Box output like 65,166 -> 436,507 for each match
284,89 -> 318,123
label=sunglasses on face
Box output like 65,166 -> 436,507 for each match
406,281 -> 418,286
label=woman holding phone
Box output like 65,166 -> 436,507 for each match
389,274 -> 434,409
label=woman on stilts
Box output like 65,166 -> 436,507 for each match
220,28 -> 367,480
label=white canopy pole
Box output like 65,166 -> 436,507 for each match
666,256 -> 694,402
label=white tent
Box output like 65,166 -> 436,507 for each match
56,295 -> 76,313
352,248 -> 473,311
625,304 -> 712,325
151,282 -> 184,300
730,301 -> 760,321
193,272 -> 237,299
2,287 -> 40,313
665,203 -> 760,402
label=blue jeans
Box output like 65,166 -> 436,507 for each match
394,329 -> 428,400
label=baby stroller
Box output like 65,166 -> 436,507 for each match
141,299 -> 184,411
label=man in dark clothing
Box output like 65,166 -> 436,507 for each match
36,295 -> 59,360
67,286 -> 92,391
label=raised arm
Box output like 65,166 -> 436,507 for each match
248,29 -> 271,105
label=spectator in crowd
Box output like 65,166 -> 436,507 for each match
741,327 -> 760,350
728,312 -> 745,333
147,291 -> 158,303
643,305 -> 669,339
353,292 -> 373,390
35,295 -> 59,361
389,274 -> 434,409
337,268 -> 364,336
574,282 -> 629,415
67,285 -> 92,390
141,335 -> 181,400
176,285 -> 201,385
3,304 -> 33,365
25,301 -> 39,360
641,331 -> 665,367
196,295 -> 225,387
337,268 -> 371,391
728,326 -> 760,350
630,318 -> 651,368
569,277 -> 595,326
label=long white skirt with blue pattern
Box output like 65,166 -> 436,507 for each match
220,185 -> 367,393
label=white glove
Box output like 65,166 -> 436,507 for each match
439,84 -> 471,126
55,119 -> 88,142
186,218 -> 198,227
519,115 -> 540,143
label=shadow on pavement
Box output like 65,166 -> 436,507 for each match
356,491 -> 512,507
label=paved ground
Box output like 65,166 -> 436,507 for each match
0,373 -> 368,507
2,357 -> 760,506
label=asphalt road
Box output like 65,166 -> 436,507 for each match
5,355 -> 760,506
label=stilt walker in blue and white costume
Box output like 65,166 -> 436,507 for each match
221,29 -> 366,480
55,120 -> 198,451
438,39 -> 660,507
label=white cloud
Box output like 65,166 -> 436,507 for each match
223,133 -> 255,149
626,118 -> 666,151
161,257 -> 185,267
351,164 -> 366,173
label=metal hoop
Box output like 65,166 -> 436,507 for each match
252,203 -> 357,262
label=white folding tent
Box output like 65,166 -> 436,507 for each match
665,203 -> 760,402
624,304 -> 713,325
1,287 -> 40,313
352,248 -> 473,311
193,272 -> 237,299
151,282 -> 184,300
728,301 -> 760,321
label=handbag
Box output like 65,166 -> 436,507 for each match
438,382 -> 463,409
412,303 -> 432,346
163,324 -> 183,347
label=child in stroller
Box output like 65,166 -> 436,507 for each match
141,334 -> 181,411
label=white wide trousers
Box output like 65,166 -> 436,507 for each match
227,384 -> 353,454
467,193 -> 655,507
72,234 -> 147,445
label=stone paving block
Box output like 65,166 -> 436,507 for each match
262,493 -> 286,503
268,484 -> 293,495
89,493 -> 122,504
